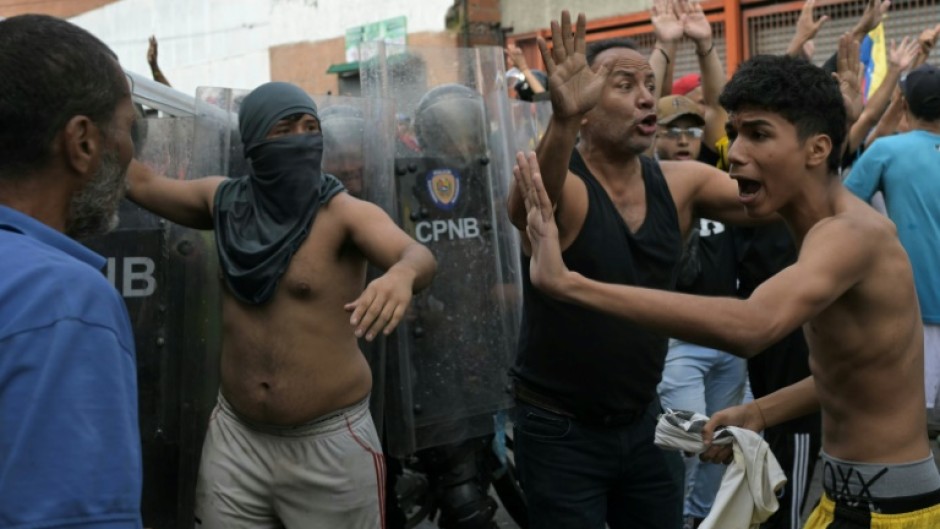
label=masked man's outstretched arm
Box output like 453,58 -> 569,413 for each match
127,159 -> 224,229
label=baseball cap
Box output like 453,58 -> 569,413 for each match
657,95 -> 706,126
672,73 -> 701,96
901,64 -> 940,121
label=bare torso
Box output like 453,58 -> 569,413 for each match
804,192 -> 927,463
587,161 -> 929,464
219,199 -> 373,425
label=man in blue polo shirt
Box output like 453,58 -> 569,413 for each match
0,15 -> 142,528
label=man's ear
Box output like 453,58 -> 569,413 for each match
805,133 -> 833,170
61,115 -> 102,178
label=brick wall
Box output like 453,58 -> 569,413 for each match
270,36 -> 346,95
270,31 -> 459,97
463,0 -> 503,47
0,0 -> 120,19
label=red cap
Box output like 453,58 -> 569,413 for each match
672,73 -> 701,96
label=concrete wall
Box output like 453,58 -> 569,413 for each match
66,0 -> 455,99
71,0 -> 272,96
501,0 -> 648,35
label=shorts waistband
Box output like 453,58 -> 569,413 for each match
821,451 -> 940,508
216,391 -> 370,437
820,489 -> 940,516
513,383 -> 644,428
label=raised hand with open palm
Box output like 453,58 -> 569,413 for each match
537,11 -> 612,121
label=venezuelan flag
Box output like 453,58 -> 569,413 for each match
859,21 -> 888,103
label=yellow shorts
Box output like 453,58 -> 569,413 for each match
805,493 -> 940,529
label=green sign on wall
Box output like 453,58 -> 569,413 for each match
345,16 -> 407,63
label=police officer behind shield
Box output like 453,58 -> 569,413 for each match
387,83 -> 518,529
320,104 -> 366,198
126,81 -> 436,529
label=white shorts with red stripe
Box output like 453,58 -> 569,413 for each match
195,392 -> 385,529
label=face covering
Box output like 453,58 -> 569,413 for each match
213,82 -> 345,305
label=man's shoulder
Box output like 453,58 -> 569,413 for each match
866,132 -> 921,155
0,235 -> 123,332
809,201 -> 895,249
305,191 -> 390,244
0,232 -> 106,285
322,191 -> 390,223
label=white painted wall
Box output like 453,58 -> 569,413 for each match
71,0 -> 453,97
269,0 -> 453,45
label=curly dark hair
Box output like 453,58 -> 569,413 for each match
720,54 -> 846,174
0,15 -> 127,179
586,38 -> 640,67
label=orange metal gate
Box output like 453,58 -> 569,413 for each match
507,0 -> 940,78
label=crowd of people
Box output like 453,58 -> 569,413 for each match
1,1 -> 939,528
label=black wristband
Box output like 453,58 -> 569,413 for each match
696,43 -> 715,58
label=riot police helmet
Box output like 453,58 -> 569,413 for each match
320,104 -> 365,197
413,84 -> 487,166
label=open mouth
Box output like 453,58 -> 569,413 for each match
674,150 -> 692,160
735,177 -> 762,199
637,114 -> 658,134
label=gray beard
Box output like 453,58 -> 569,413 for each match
66,151 -> 127,239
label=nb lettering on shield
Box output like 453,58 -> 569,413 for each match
427,169 -> 461,210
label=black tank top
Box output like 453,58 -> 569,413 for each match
512,150 -> 682,417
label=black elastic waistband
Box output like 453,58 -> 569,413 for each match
829,488 -> 940,515
513,383 -> 644,428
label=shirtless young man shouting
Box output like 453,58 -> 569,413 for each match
127,82 -> 436,528
516,54 -> 940,527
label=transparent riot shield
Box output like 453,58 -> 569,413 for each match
318,94 -> 396,437
80,73 -> 222,529
509,98 -> 553,154
360,43 -> 523,457
192,86 -> 250,180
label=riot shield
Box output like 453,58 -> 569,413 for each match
509,98 -> 553,154
360,44 -> 523,457
318,94 -> 396,437
80,73 -> 223,529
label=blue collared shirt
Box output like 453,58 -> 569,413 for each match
0,205 -> 142,528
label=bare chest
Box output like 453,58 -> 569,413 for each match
277,216 -> 364,302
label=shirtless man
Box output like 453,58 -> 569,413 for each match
515,53 -> 940,527
127,81 -> 436,528
506,12 -> 768,529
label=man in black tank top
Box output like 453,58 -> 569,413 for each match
506,12 -> 772,529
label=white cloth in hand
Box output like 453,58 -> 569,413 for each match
655,409 -> 787,529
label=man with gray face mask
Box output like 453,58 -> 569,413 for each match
0,15 -> 142,528
127,81 -> 436,528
